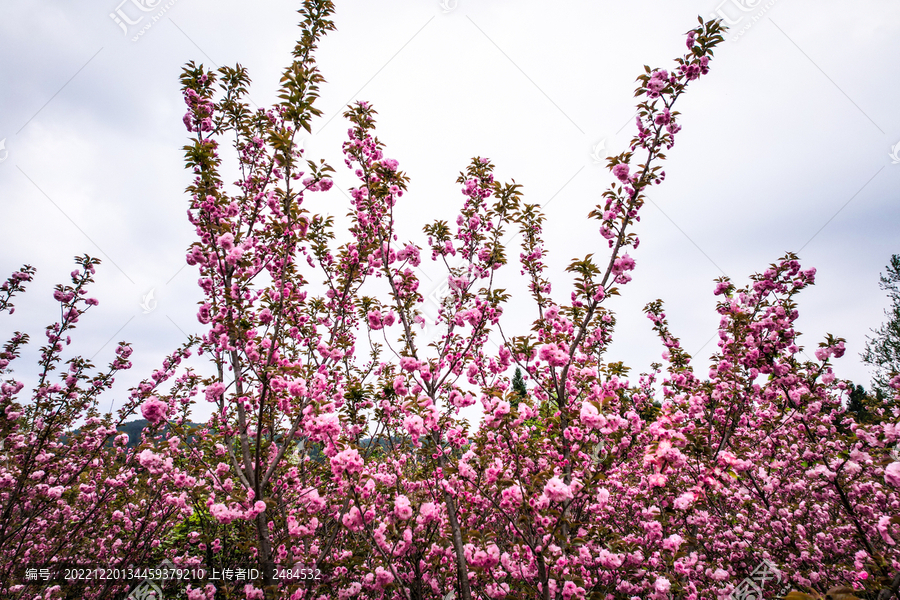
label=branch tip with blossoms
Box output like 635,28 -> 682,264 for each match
8,11 -> 900,600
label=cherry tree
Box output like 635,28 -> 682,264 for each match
2,2 -> 899,599
0,257 -> 197,599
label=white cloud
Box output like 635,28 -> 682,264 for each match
1,0 -> 898,419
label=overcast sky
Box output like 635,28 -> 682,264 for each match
1,0 -> 898,421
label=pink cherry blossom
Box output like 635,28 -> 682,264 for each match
543,476 -> 574,502
140,396 -> 168,425
885,461 -> 900,488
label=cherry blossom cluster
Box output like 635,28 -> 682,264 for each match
5,6 -> 900,600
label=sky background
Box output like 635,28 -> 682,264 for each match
1,0 -> 898,422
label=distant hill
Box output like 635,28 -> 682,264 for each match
111,423 -> 413,457
117,419 -> 149,448
116,419 -> 203,448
